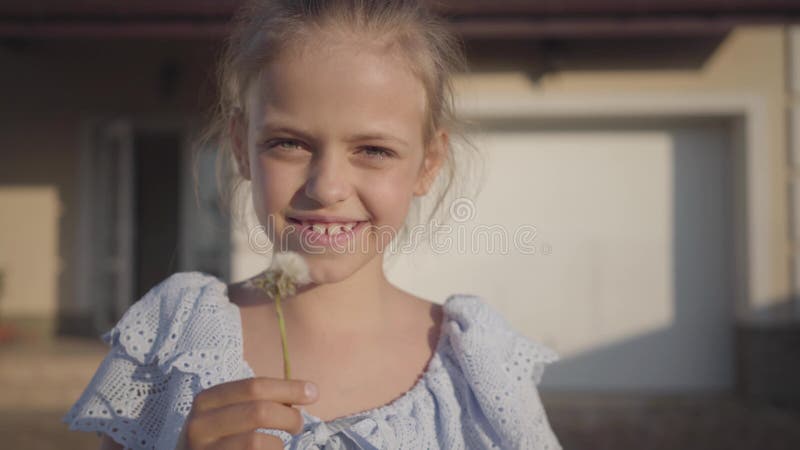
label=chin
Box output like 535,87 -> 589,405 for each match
302,251 -> 377,284
304,263 -> 351,285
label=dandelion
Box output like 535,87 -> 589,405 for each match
246,251 -> 311,380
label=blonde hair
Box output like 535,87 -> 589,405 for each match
193,0 -> 484,250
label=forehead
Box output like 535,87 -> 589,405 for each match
245,41 -> 428,139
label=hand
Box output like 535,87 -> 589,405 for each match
175,377 -> 319,450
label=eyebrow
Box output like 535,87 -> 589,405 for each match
345,132 -> 409,148
257,125 -> 315,143
258,124 -> 410,148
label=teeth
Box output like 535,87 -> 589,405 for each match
303,221 -> 360,235
311,223 -> 327,234
328,224 -> 343,236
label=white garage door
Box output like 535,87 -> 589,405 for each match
387,117 -> 735,391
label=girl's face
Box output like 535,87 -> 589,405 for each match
231,39 -> 445,284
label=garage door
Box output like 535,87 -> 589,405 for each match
387,117 -> 735,391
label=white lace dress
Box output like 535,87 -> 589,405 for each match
63,272 -> 562,450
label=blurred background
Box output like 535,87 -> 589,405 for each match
2,0 -> 800,449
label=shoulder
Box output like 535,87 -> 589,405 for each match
108,271 -> 227,329
440,293 -> 559,384
119,271 -> 228,318
103,271 -> 241,377
62,272 -> 245,450
436,294 -> 562,448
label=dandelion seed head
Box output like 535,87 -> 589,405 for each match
269,251 -> 312,286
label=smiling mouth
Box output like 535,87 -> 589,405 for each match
285,218 -> 371,248
286,217 -> 369,236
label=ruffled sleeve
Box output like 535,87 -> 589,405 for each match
443,294 -> 561,450
61,272 -> 250,450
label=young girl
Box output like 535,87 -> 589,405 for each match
63,1 -> 562,449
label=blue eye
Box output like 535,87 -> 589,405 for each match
264,140 -> 393,161
361,146 -> 394,160
270,139 -> 303,151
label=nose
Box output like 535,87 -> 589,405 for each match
304,149 -> 353,206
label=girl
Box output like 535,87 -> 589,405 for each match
63,1 -> 562,449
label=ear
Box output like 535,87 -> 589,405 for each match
413,129 -> 447,196
229,108 -> 251,181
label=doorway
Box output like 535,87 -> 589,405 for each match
81,119 -> 231,335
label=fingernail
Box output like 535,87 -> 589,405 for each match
305,382 -> 318,399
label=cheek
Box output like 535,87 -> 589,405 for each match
251,161 -> 298,219
363,168 -> 417,226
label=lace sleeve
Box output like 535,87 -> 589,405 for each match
510,333 -> 559,386
61,273 -> 206,450
444,294 -> 562,449
61,340 -> 185,449
62,272 -> 292,450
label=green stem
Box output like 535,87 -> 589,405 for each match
274,295 -> 291,380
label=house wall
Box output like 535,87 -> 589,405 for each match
448,26 -> 789,318
0,39 -> 221,335
0,26 -> 791,340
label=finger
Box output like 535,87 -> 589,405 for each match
190,400 -> 305,443
208,430 -> 285,450
194,377 -> 318,413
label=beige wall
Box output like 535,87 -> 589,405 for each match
0,187 -> 59,317
0,110 -> 78,331
451,26 -> 790,315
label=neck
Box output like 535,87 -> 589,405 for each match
279,254 -> 396,337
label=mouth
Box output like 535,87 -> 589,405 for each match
287,217 -> 368,231
286,217 -> 370,247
